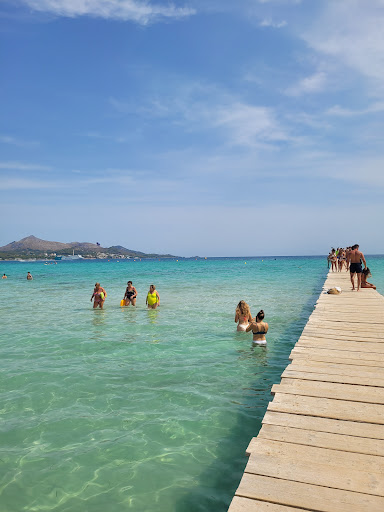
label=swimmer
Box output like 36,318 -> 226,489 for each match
2,273 -> 7,279
124,280 -> 137,306
91,282 -> 107,309
361,268 -> 376,290
146,284 -> 160,309
246,310 -> 268,345
235,300 -> 253,332
27,272 -> 33,280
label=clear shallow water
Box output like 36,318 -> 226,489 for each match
0,255 -> 382,512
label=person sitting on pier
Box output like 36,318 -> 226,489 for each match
347,244 -> 367,291
361,268 -> 376,290
246,310 -> 268,345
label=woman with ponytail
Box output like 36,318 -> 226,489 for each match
246,310 -> 268,345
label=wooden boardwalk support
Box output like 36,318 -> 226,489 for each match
228,269 -> 384,511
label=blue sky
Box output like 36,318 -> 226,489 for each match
1,0 -> 383,256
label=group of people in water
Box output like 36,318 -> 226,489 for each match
235,300 -> 268,345
91,281 -> 160,309
327,244 -> 376,291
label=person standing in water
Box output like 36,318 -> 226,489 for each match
27,272 -> 33,280
91,282 -> 107,309
2,273 -> 7,279
246,310 -> 268,345
146,284 -> 160,309
124,281 -> 137,306
235,300 -> 253,331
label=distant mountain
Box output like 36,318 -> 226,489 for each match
0,235 -> 176,259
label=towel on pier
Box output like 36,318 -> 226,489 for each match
327,287 -> 341,294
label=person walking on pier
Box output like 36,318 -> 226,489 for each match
347,244 -> 367,291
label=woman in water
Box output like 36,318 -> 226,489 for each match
124,281 -> 137,306
91,282 -> 107,309
146,284 -> 160,309
235,300 -> 253,331
246,310 -> 268,345
361,268 -> 376,289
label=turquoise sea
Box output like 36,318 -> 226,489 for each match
1,255 -> 384,512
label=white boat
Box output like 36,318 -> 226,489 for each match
61,250 -> 83,260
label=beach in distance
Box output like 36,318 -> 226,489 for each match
1,255 -> 384,512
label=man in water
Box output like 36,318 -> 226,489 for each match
2,273 -> 7,279
347,244 -> 367,291
27,272 -> 33,280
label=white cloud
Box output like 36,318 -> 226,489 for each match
110,86 -> 291,148
301,0 -> 384,92
285,71 -> 327,96
211,103 -> 289,146
326,102 -> 384,117
80,131 -> 130,143
21,0 -> 196,25
259,18 -> 287,28
0,134 -> 38,147
1,178 -> 56,189
0,161 -> 52,171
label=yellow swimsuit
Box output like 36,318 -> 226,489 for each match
147,291 -> 158,306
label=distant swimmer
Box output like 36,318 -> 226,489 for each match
27,272 -> 33,280
235,300 -> 253,332
361,268 -> 376,290
347,244 -> 367,291
246,310 -> 268,345
91,282 -> 107,309
2,273 -> 7,279
124,281 -> 137,306
146,284 -> 160,309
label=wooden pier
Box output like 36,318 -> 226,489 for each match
228,269 -> 384,511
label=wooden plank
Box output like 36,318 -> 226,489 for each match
306,322 -> 384,333
228,496 -> 304,512
298,332 -> 384,344
247,437 -> 384,473
289,352 -> 384,368
306,324 -> 384,334
302,328 -> 384,340
307,317 -> 384,324
292,345 -> 384,360
272,379 -> 384,404
267,393 -> 384,424
301,331 -> 384,342
244,439 -> 384,496
236,473 -> 384,512
297,337 -> 384,353
253,423 -> 384,457
282,368 -> 384,388
262,411 -> 384,439
288,360 -> 384,376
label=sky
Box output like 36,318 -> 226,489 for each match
1,0 -> 384,257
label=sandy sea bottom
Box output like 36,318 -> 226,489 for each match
1,255 -> 383,512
